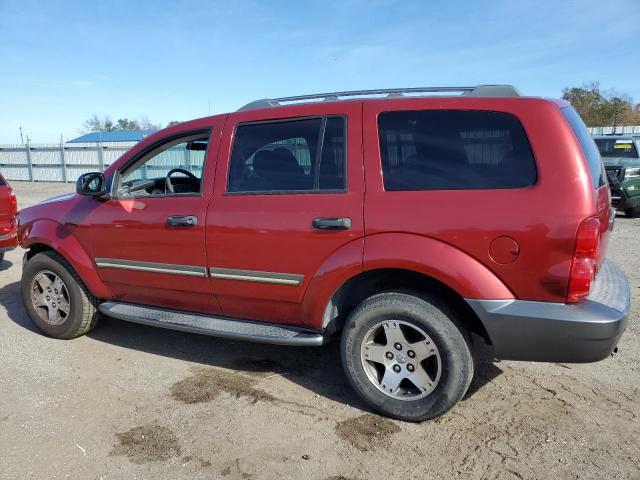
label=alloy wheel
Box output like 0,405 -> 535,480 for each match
30,270 -> 71,326
360,320 -> 442,400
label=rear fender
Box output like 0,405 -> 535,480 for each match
300,239 -> 364,330
19,219 -> 112,299
302,233 -> 514,332
364,233 -> 514,299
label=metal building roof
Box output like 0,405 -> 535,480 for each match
67,130 -> 157,143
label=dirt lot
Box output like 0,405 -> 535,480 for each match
1,181 -> 638,480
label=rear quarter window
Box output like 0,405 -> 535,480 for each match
378,110 -> 537,191
561,107 -> 606,188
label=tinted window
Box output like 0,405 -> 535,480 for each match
594,138 -> 639,159
379,110 -> 536,191
561,107 -> 606,188
228,117 -> 346,193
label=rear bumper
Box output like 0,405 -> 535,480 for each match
466,259 -> 630,363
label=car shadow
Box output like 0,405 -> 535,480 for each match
0,278 -> 498,412
464,337 -> 503,400
0,278 -> 42,334
0,258 -> 14,271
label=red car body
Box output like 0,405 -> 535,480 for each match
16,90 -> 628,363
0,173 -> 18,256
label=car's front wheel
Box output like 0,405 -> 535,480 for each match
625,207 -> 640,218
341,292 -> 473,422
22,251 -> 100,339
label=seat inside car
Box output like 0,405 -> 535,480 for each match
252,148 -> 309,190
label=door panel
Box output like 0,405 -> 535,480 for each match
206,102 -> 364,328
74,119 -> 225,315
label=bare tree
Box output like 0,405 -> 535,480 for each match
138,116 -> 162,131
83,115 -> 115,132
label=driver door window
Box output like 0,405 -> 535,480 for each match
118,132 -> 210,197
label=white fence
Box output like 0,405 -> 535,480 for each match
2,125 -> 640,183
588,126 -> 640,135
0,142 -> 137,182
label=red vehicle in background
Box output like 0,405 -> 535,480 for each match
0,172 -> 18,262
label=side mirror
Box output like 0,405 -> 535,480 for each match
76,172 -> 107,197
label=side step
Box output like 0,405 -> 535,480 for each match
99,302 -> 326,347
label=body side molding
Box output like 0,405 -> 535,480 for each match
209,267 -> 304,285
95,258 -> 207,277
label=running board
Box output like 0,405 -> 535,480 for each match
99,302 -> 326,347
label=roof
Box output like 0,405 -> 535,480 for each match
237,85 -> 522,111
67,130 -> 157,143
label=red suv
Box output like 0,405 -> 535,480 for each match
17,86 -> 630,421
0,172 -> 18,262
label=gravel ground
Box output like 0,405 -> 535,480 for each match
1,181 -> 638,480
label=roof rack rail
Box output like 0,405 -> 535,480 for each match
237,85 -> 521,111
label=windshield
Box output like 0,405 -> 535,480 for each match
594,138 -> 639,159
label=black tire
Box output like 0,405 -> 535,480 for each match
21,251 -> 100,339
340,292 -> 473,422
625,207 -> 640,218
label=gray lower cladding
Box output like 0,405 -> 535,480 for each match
466,258 -> 630,363
95,258 -> 208,277
99,301 -> 325,346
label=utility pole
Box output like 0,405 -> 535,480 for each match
19,126 -> 24,144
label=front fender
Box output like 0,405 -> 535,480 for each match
363,233 -> 514,300
19,219 -> 112,299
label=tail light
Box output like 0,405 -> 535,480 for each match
9,190 -> 17,217
566,216 -> 600,303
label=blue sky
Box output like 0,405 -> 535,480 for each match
1,0 -> 639,143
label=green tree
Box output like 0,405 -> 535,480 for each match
116,118 -> 141,130
562,82 -> 640,127
82,115 -> 161,132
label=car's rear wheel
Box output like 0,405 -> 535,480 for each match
340,292 -> 473,422
22,251 -> 100,339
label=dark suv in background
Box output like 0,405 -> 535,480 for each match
594,135 -> 640,216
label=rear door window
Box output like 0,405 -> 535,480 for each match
561,107 -> 606,188
378,110 -> 537,190
228,116 -> 346,193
